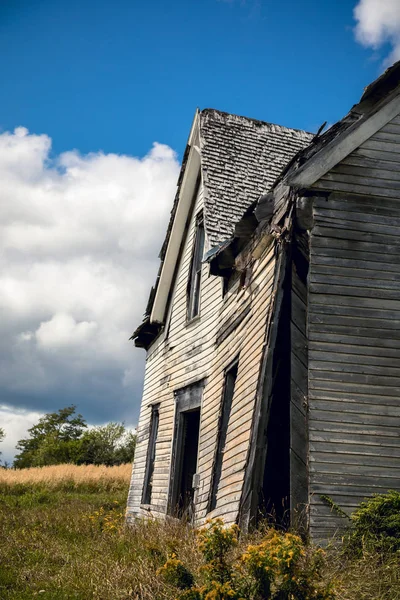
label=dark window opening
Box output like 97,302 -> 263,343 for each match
169,382 -> 203,519
209,361 -> 238,512
259,276 -> 291,527
141,405 -> 160,505
188,213 -> 205,321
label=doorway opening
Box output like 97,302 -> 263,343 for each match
176,408 -> 201,515
259,271 -> 291,527
169,382 -> 203,519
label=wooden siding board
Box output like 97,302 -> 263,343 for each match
130,209 -> 277,525
308,133 -> 400,539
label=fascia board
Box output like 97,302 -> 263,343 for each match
150,122 -> 201,324
288,90 -> 400,189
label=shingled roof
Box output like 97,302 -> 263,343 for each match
133,109 -> 314,347
200,109 -> 314,247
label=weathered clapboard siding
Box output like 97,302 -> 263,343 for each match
128,202 -> 278,524
313,115 -> 400,197
307,183 -> 400,541
195,240 -> 277,523
127,182 -> 224,517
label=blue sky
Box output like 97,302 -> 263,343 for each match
0,0 -> 390,158
0,0 -> 399,462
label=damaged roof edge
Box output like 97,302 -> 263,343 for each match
131,110 -> 201,348
209,59 -> 400,277
288,59 -> 400,189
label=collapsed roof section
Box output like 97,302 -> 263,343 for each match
209,60 -> 400,278
132,109 -> 313,349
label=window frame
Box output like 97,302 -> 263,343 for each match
168,380 -> 205,516
141,404 -> 160,506
187,212 -> 205,322
208,358 -> 239,513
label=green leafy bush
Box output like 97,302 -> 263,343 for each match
346,490 -> 400,554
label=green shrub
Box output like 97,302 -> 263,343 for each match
346,490 -> 400,554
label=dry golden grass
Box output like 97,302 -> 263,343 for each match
327,549 -> 400,600
0,463 -> 132,487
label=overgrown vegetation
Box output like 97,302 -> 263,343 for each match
345,490 -> 400,554
11,405 -> 136,468
0,426 -> 4,463
0,467 -> 399,599
157,519 -> 334,599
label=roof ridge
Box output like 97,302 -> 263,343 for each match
200,107 -> 313,135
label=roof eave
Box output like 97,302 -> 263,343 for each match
288,66 -> 400,189
149,120 -> 201,324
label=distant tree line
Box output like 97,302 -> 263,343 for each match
0,406 -> 136,469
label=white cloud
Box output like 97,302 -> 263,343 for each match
0,127 -> 180,461
0,406 -> 44,465
354,0 -> 400,65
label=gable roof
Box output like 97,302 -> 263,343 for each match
200,109 -> 313,248
132,110 -> 313,348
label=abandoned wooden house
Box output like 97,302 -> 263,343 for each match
127,61 -> 400,541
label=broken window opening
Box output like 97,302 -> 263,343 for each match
209,360 -> 239,512
169,382 -> 204,519
141,404 -> 160,505
188,213 -> 205,321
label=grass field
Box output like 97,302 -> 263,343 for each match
0,464 -> 197,600
0,465 -> 399,599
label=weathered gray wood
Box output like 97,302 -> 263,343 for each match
310,312 -> 400,334
292,325 -> 307,368
310,303 -> 400,325
309,392 -> 400,410
333,160 -> 400,182
314,178 -> 400,198
288,88 -> 400,188
291,291 -> 307,336
310,430 -> 400,448
314,216 -> 400,240
312,253 -> 400,273
312,235 -> 400,259
311,273 -> 400,292
315,205 -> 400,227
376,121 -> 400,134
309,420 -> 399,438
309,359 -> 400,377
312,264 -> 400,282
352,146 -> 400,162
310,330 -> 400,349
362,137 -> 400,154
311,474 -> 400,492
313,226 -> 400,254
307,184 -> 400,542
